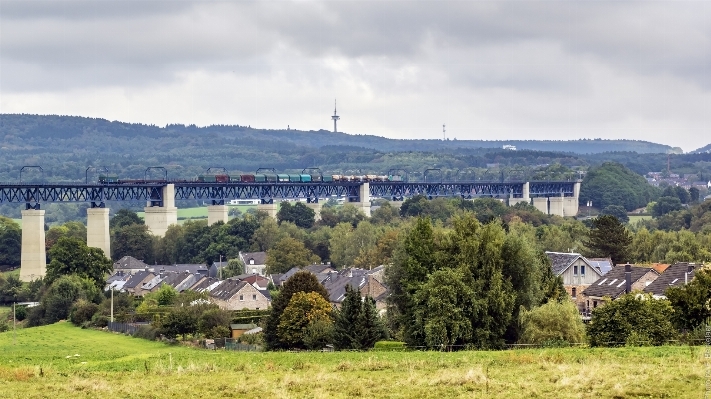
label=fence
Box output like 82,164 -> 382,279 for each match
224,338 -> 261,352
107,321 -> 149,335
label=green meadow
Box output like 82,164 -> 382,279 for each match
0,322 -> 704,398
137,205 -> 258,225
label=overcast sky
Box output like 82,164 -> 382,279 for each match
1,1 -> 709,151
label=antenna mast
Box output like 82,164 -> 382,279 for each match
331,100 -> 340,133
443,124 -> 446,140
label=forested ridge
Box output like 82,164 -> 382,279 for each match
0,114 -> 700,184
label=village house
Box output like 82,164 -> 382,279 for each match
643,263 -> 699,299
113,256 -> 150,274
238,251 -> 267,275
545,252 -> 605,310
121,270 -> 155,295
232,273 -> 271,290
209,279 -> 271,310
581,264 -> 660,310
322,267 -> 388,311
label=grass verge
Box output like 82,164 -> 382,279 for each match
0,322 -> 704,398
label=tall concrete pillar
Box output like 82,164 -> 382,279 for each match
144,184 -> 178,237
207,205 -> 229,225
257,203 -> 278,218
352,182 -> 371,217
522,182 -> 530,201
87,207 -> 110,258
305,203 -> 322,221
549,197 -> 564,217
563,198 -> 579,217
20,209 -> 46,282
574,180 -> 581,200
532,197 -> 549,215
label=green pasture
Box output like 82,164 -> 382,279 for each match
137,205 -> 258,225
0,322 -> 704,398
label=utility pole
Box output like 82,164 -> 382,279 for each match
219,254 -> 223,280
110,287 -> 114,323
13,302 -> 16,346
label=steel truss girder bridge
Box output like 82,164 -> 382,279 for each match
0,181 -> 576,207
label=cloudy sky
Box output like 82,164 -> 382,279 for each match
0,1 -> 709,151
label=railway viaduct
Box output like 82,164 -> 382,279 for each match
0,180 -> 580,282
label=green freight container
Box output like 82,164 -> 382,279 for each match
277,174 -> 290,182
263,174 -> 277,182
310,174 -> 322,182
99,175 -> 119,183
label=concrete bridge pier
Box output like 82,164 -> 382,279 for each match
87,206 -> 111,258
305,202 -> 322,221
257,202 -> 278,218
20,208 -> 46,282
144,184 -> 178,237
532,197 -> 549,215
207,204 -> 229,225
351,182 -> 371,217
549,196 -> 564,217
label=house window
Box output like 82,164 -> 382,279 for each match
580,266 -> 585,275
249,259 -> 255,265
239,295 -> 244,301
571,287 -> 576,298
252,294 -> 257,300
586,300 -> 590,308
593,300 -> 598,308
573,266 -> 578,275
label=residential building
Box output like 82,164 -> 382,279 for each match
122,270 -> 155,295
581,264 -> 660,310
322,268 -> 389,310
643,263 -> 699,299
209,280 -> 271,310
545,252 -> 605,310
238,251 -> 267,275
113,256 -> 149,274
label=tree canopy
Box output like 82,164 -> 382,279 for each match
46,236 -> 113,289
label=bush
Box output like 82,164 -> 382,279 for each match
0,319 -> 8,333
373,341 -> 407,351
91,313 -> 109,328
70,299 -> 99,326
133,325 -> 159,341
518,301 -> 586,345
588,293 -> 676,347
14,305 -> 27,321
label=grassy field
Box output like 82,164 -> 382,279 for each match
0,322 -> 704,398
137,205 -> 258,225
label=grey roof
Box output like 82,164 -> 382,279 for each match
587,258 -> 613,275
139,274 -> 167,291
210,280 -> 249,301
322,269 -> 371,303
239,251 -> 267,265
643,263 -> 698,297
582,266 -> 658,299
545,252 -> 586,275
154,264 -> 208,274
123,270 -> 154,289
113,256 -> 149,270
190,277 -> 222,293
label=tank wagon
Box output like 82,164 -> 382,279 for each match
99,173 -> 403,184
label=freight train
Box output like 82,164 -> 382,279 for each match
98,173 -> 403,184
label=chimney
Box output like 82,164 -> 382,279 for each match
686,264 -> 694,285
624,264 -> 632,294
160,268 -> 165,279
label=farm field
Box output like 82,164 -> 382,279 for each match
137,205 -> 258,225
0,322 -> 704,398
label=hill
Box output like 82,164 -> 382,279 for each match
694,143 -> 711,153
0,322 -> 703,398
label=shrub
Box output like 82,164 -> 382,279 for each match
588,293 -> 676,347
373,341 -> 407,351
70,299 -> 99,326
14,305 -> 27,321
518,301 -> 586,345
133,325 -> 159,341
